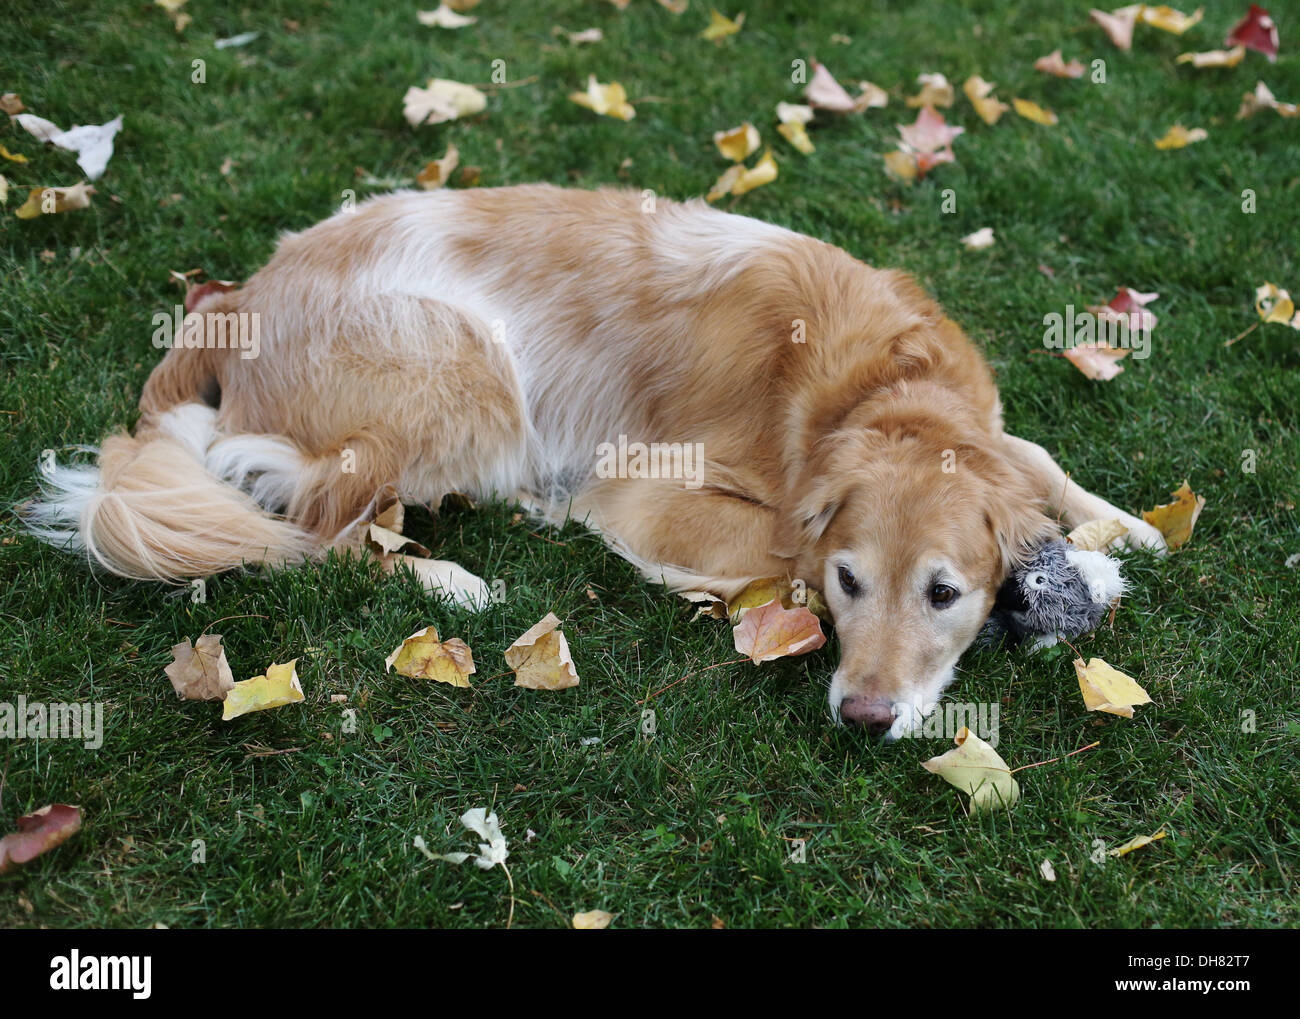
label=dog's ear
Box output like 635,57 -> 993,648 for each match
771,438 -> 853,558
982,476 -> 1059,577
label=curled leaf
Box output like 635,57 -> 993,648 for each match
0,805 -> 82,874
732,598 -> 826,664
1074,656 -> 1153,718
165,634 -> 236,700
222,660 -> 304,720
506,613 -> 579,690
569,76 -> 636,120
385,626 -> 476,687
1141,480 -> 1205,550
921,728 -> 1020,813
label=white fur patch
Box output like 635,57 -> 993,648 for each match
204,434 -> 304,511
154,403 -> 218,460
23,449 -> 102,552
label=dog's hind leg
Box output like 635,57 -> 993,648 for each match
1002,434 -> 1167,554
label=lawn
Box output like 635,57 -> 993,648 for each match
1,0 -> 1297,929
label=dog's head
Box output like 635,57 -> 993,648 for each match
777,390 -> 1055,738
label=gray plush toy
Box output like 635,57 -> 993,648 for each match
979,539 -> 1126,650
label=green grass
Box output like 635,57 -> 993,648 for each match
2,0 -> 1298,928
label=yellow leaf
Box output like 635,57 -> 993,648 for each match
921,727 -> 1020,813
1063,342 -> 1129,380
1141,480 -> 1205,550
14,182 -> 95,220
1154,124 -> 1207,149
882,149 -> 918,182
506,613 -> 579,690
385,626 -> 476,687
775,102 -> 814,125
906,72 -> 954,108
963,76 -> 1009,125
1108,829 -> 1168,857
776,120 -> 814,154
1176,45 -> 1246,68
707,149 -> 776,201
164,634 -> 236,701
713,122 -> 760,162
0,145 -> 28,164
1254,282 -> 1299,328
155,0 -> 191,32
573,909 -> 613,929
416,143 -> 460,190
568,76 -> 636,120
732,598 -> 826,663
403,78 -> 487,127
1066,518 -> 1130,551
1074,656 -> 1152,718
1140,5 -> 1203,34
222,660 -> 304,720
700,9 -> 744,41
1012,97 -> 1058,125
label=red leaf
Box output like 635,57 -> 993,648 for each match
0,804 -> 82,873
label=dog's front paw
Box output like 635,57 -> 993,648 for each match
1119,516 -> 1168,556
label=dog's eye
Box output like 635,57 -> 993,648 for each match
837,565 -> 859,596
929,583 -> 959,608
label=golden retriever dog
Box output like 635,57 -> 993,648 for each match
26,185 -> 1167,736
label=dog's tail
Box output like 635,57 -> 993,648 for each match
22,350 -> 319,582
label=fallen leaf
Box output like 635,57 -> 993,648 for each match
1075,656 -> 1152,717
1225,4 -> 1278,62
658,0 -> 688,12
0,805 -> 82,874
731,598 -> 826,664
776,120 -> 814,154
15,113 -> 123,180
165,634 -> 236,700
417,4 -> 476,28
706,148 -> 777,201
1012,97 -> 1058,125
906,72 -> 954,108
1254,282 -> 1300,328
922,727 -> 1020,813
573,909 -> 613,929
1089,286 -> 1159,333
14,182 -> 96,220
1141,480 -> 1205,549
0,93 -> 24,115
415,807 -> 509,869
804,62 -> 885,113
1066,518 -> 1130,551
776,101 -> 814,124
1090,5 -> 1142,51
961,227 -> 995,251
1040,859 -> 1057,881
0,175 -> 7,206
385,625 -> 476,687
713,122 -> 760,161
569,76 -> 636,120
1064,342 -> 1129,380
1034,50 -> 1086,78
898,104 -> 964,155
506,613 -> 579,690
883,149 -> 918,182
1236,81 -> 1298,119
1154,124 -> 1208,149
963,76 -> 1009,125
0,145 -> 27,164
416,143 -> 460,190
1140,5 -> 1204,34
677,589 -> 728,620
1176,45 -> 1247,68
727,576 -> 828,622
700,9 -> 744,41
1108,828 -> 1167,856
221,660 -> 304,720
155,0 -> 191,33
403,78 -> 488,127
566,27 -> 604,45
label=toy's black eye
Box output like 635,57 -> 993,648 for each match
838,565 -> 859,596
1026,571 -> 1048,588
929,583 -> 959,608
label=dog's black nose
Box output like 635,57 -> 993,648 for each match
839,696 -> 895,736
